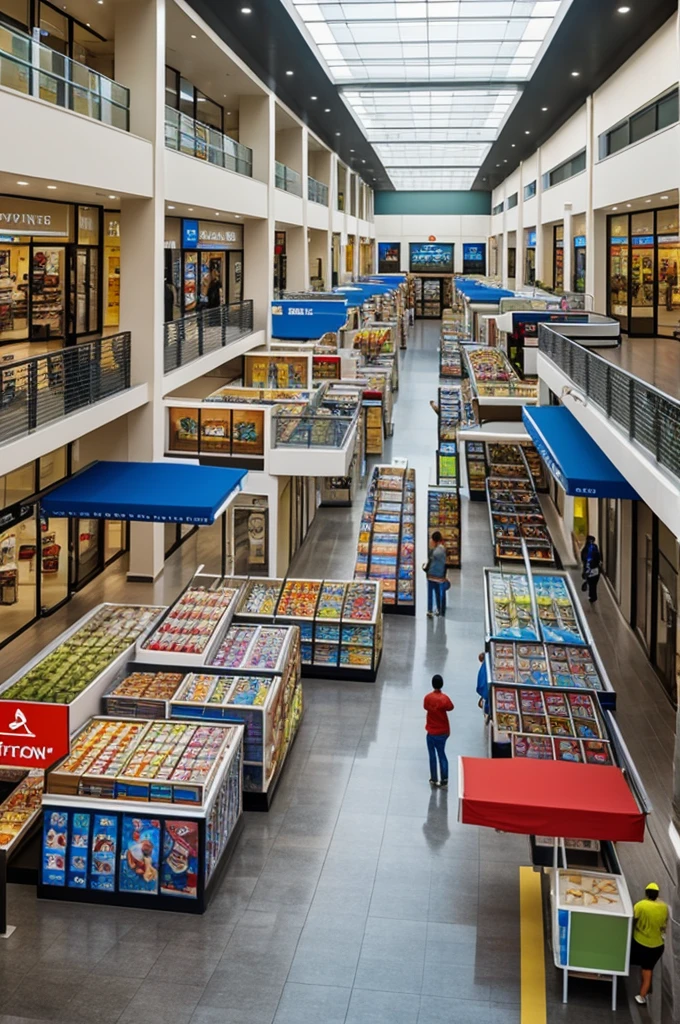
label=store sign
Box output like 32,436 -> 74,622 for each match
182,219 -> 199,248
271,299 -> 348,339
658,234 -> 680,243
182,219 -> 243,250
610,237 -> 628,245
0,198 -> 69,237
526,230 -> 537,247
378,242 -> 400,273
463,243 -> 485,263
428,235 -> 437,242
409,242 -> 453,273
632,235 -> 654,246
573,235 -> 587,248
0,701 -> 70,769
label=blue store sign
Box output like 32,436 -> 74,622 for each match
182,219 -> 199,248
271,299 -> 349,339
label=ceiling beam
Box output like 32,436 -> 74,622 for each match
339,81 -> 526,91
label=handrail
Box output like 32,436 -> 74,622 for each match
165,106 -> 253,177
539,325 -> 680,478
275,161 -> 302,196
163,300 -> 254,373
0,23 -> 129,129
0,333 -> 131,446
307,176 -> 329,206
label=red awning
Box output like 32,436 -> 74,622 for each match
458,757 -> 645,843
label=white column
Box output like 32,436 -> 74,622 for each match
501,191 -> 509,289
563,203 -> 573,295
241,94 -> 274,334
535,146 -> 546,286
115,0 -> 166,581
516,161 -> 525,290
585,95 -> 596,304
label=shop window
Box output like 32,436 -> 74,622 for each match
0,0 -> 29,30
40,514 -> 68,612
0,509 -> 37,645
657,90 -> 679,130
573,497 -> 588,544
523,180 -> 537,200
630,106 -> 656,145
179,77 -> 195,118
603,123 -> 629,157
599,88 -> 679,158
0,463 -> 36,509
196,91 -> 222,132
492,201 -> 504,215
39,2 -> 68,55
506,193 -> 518,210
507,247 -> 516,278
543,151 -> 586,189
39,447 -> 68,490
104,521 -> 126,564
165,66 -> 179,109
78,206 -> 100,247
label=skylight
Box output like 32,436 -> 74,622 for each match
285,0 -> 567,189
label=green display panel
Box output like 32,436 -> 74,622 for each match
568,912 -> 628,973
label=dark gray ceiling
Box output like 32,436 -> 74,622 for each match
473,0 -> 677,191
184,0 -> 393,189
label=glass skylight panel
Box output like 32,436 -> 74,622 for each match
286,0 -> 567,187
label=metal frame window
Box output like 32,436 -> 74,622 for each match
492,201 -> 504,215
542,150 -> 586,190
598,88 -> 679,159
523,180 -> 537,200
506,193 -> 518,210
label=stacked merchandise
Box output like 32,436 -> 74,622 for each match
354,466 -> 416,613
427,486 -> 460,568
137,585 -> 239,664
491,686 -> 614,764
0,772 -> 44,853
352,327 -> 393,359
0,605 -> 160,708
437,384 -> 476,484
40,718 -> 243,910
439,338 -> 462,378
312,356 -> 341,381
467,440 -> 487,500
209,624 -> 294,674
234,579 -> 284,621
485,444 -> 555,564
485,570 -> 586,646
465,347 -> 538,401
522,442 -> 549,492
103,672 -> 186,719
488,641 -> 608,695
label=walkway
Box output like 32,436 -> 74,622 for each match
0,322 -> 670,1024
598,335 -> 680,401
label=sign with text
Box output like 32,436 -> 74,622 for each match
463,243 -> 486,274
0,198 -> 70,238
182,219 -> 243,250
0,701 -> 70,769
409,242 -> 453,273
271,299 -> 348,339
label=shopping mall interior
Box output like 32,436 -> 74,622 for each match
0,1 -> 679,1022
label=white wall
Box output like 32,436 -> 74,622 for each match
374,214 -> 492,274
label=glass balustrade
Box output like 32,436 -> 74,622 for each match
307,176 -> 329,205
275,161 -> 303,196
165,106 -> 253,177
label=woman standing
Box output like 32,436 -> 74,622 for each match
426,531 -> 448,617
581,535 -> 602,604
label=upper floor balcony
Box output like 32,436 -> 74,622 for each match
165,106 -> 253,177
275,162 -> 302,197
308,177 -> 329,206
163,301 -> 256,375
0,22 -> 129,129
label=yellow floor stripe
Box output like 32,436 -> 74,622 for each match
520,865 -> 547,1024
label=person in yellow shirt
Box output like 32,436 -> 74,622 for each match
631,883 -> 668,1006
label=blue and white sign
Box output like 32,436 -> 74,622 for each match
271,299 -> 348,339
409,242 -> 453,273
182,219 -> 199,248
573,235 -> 587,248
463,243 -> 485,263
632,235 -> 654,246
610,236 -> 628,245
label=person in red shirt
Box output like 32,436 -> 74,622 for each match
424,674 -> 454,787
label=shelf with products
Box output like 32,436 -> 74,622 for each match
102,671 -> 187,719
486,641 -> 614,702
360,367 -> 393,437
464,347 -> 538,403
484,569 -> 589,647
39,718 -> 244,913
355,465 -> 416,614
485,444 -> 555,565
466,440 -> 488,500
437,443 -> 458,485
490,684 -> 612,760
0,604 -> 162,733
427,484 -> 460,569
136,583 -> 240,667
0,771 -> 44,856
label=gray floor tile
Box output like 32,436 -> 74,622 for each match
118,981 -> 204,1024
346,989 -> 421,1024
354,955 -> 424,995
272,983 -> 351,1024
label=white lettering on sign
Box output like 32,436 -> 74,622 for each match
0,742 -> 54,761
0,213 -> 52,227
289,307 -> 314,316
574,487 -> 597,495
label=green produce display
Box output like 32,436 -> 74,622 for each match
1,606 -> 159,705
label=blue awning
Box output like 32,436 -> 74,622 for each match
41,461 -> 248,525
522,407 -> 639,500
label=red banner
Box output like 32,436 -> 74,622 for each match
0,701 -> 70,769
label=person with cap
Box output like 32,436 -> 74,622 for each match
631,882 -> 668,1005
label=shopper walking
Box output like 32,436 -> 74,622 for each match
476,651 -> 489,715
424,674 -> 454,787
580,535 -> 601,603
631,883 -> 668,1005
425,531 -> 448,617
206,268 -> 223,309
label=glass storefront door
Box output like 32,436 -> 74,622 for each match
74,517 -> 102,588
32,246 -> 66,339
70,247 -> 99,335
200,252 -> 225,309
608,206 -> 680,337
553,225 -> 564,291
228,250 -> 243,304
635,502 -> 654,652
630,213 -> 655,336
0,507 -> 37,645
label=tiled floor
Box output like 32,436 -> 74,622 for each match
0,322 -> 673,1024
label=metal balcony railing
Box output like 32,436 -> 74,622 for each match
164,300 -> 254,373
275,161 -> 302,196
272,410 -> 355,448
165,106 -> 253,177
308,176 -> 329,206
539,326 -> 680,479
0,23 -> 129,129
0,333 -> 131,446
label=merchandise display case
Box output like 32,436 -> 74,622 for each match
103,671 -> 187,719
464,347 -> 538,403
484,569 -> 589,647
39,718 -> 244,913
466,440 -> 487,500
439,338 -> 462,378
551,869 -> 633,1006
0,604 -> 162,733
209,624 -> 296,675
490,683 -> 612,759
437,443 -> 458,484
0,771 -> 44,856
363,393 -> 384,456
355,465 -> 415,614
485,444 -> 555,565
232,577 -> 384,681
312,355 -> 342,381
136,583 -> 240,667
427,485 -> 461,569
486,640 -> 615,706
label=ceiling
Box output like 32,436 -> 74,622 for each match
285,0 -> 567,189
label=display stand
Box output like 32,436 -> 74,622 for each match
355,464 -> 416,615
427,482 -> 461,569
485,444 -> 555,565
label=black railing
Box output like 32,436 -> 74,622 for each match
539,326 -> 680,478
0,333 -> 131,446
164,301 -> 254,373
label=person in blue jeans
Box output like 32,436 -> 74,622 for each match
426,531 -> 448,617
423,674 -> 454,787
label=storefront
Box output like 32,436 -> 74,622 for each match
524,229 -> 536,285
164,217 -> 244,320
0,445 -> 127,650
0,196 -> 103,344
273,230 -> 286,296
553,224 -> 564,292
409,242 -> 454,318
359,237 -> 374,277
607,206 -> 679,336
103,211 -> 120,329
573,214 -> 586,294
632,503 -> 678,705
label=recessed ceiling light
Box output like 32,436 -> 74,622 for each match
227,111 -> 231,116
541,107 -> 548,111
571,70 -> 580,77
190,34 -> 196,39
350,148 -> 355,152
234,214 -> 241,218
188,208 -> 194,212
168,205 -> 175,210
617,5 -> 631,12
47,185 -> 57,190
612,206 -> 618,210
215,211 -> 220,215
335,132 -> 341,136
285,70 -> 294,76
626,203 -> 631,207
240,5 -> 252,11
503,160 -> 508,163
108,194 -> 117,199
361,160 -> 366,164
511,144 -> 516,148
645,199 -> 652,203
661,195 -> 669,199
17,180 -> 28,185
311,95 -> 318,100
524,130 -> 530,135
